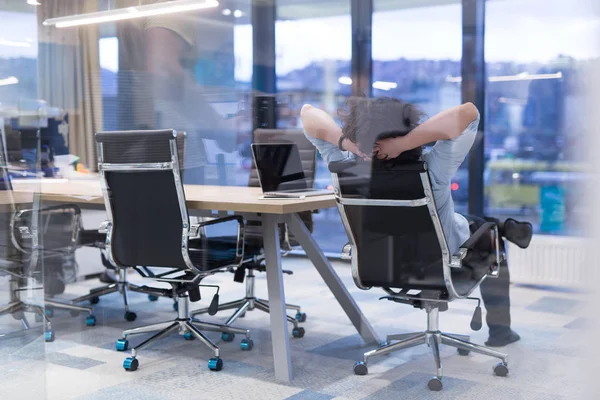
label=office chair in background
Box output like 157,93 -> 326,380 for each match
330,159 -> 509,392
96,129 -> 252,372
191,129 -> 313,339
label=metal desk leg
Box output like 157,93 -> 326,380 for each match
287,213 -> 380,345
262,214 -> 293,382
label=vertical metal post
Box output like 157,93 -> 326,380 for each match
351,0 -> 373,97
462,0 -> 486,216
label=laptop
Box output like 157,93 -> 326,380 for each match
251,143 -> 333,198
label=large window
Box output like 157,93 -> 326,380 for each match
483,0 -> 599,236
0,9 -> 38,106
276,1 -> 351,254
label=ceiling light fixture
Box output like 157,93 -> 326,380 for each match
27,0 -> 41,5
43,0 -> 219,28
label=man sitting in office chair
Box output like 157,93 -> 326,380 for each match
301,96 -> 532,347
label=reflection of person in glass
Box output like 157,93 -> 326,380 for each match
115,0 -> 239,177
302,97 -> 532,347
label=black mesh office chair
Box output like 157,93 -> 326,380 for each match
0,135 -> 95,341
10,204 -> 98,341
329,159 -> 509,391
192,129 -> 314,338
70,134 -> 188,320
96,129 -> 251,372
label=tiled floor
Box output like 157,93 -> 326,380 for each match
0,256 -> 593,400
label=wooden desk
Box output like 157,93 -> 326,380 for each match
11,179 -> 379,381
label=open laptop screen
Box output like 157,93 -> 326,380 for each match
251,143 -> 309,192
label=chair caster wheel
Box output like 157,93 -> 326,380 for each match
116,338 -> 129,351
295,312 -> 307,322
90,297 -> 100,305
292,327 -> 305,338
123,357 -> 139,371
221,332 -> 235,342
353,361 -> 368,376
457,348 -> 470,356
124,311 -> 137,322
173,302 -> 178,312
494,362 -> 509,377
240,338 -> 253,351
208,357 -> 223,371
428,377 -> 443,391
45,308 -> 54,317
45,331 -> 55,342
148,295 -> 159,302
183,331 -> 194,341
85,315 -> 97,326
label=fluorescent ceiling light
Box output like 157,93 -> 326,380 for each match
446,72 -> 563,83
43,0 -> 219,28
338,76 -> 352,85
233,9 -> 243,18
27,0 -> 41,5
0,76 -> 19,87
222,8 -> 231,16
0,39 -> 31,48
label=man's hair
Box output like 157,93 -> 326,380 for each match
338,95 -> 424,163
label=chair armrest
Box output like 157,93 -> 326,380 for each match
451,222 -> 501,277
191,215 -> 245,258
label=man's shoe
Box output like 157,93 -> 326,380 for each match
485,330 -> 521,347
503,219 -> 533,249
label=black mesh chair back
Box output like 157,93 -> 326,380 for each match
330,159 -> 454,296
96,129 -> 210,273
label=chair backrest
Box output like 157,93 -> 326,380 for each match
329,159 -> 459,298
96,129 -> 201,273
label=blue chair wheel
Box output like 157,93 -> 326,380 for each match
173,302 -> 178,312
292,327 -> 305,338
44,308 -> 54,317
208,357 -> 223,371
221,332 -> 235,342
183,331 -> 194,341
116,338 -> 129,351
123,357 -> 139,371
45,330 -> 55,342
295,312 -> 307,322
89,297 -> 100,305
240,338 -> 253,351
353,361 -> 368,376
148,294 -> 159,302
124,311 -> 137,322
85,315 -> 97,327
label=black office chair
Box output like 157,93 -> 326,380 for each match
10,204 -> 98,341
0,134 -> 95,341
329,159 -> 509,391
96,129 -> 251,372
192,129 -> 314,338
71,133 -> 188,320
